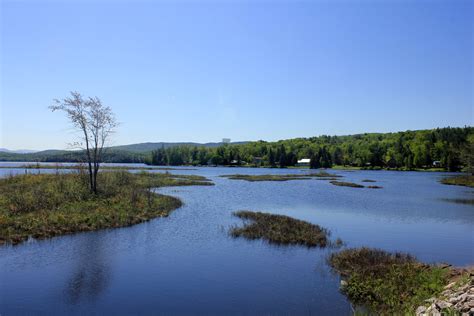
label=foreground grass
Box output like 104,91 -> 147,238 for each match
0,171 -> 213,245
329,248 -> 449,314
221,171 -> 341,182
440,174 -> 474,188
230,211 -> 334,247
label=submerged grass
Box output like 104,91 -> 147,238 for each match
0,171 -> 213,245
230,211 -> 330,247
221,171 -> 341,182
367,185 -> 383,189
329,248 -> 449,314
440,175 -> 474,188
330,180 -> 365,188
441,198 -> 474,205
221,174 -> 312,182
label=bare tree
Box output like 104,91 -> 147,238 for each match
50,92 -> 117,194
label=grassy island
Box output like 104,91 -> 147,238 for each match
440,175 -> 474,188
367,185 -> 383,189
221,171 -> 341,182
329,180 -> 383,189
0,171 -> 213,245
329,248 -> 449,314
329,180 -> 364,188
230,211 -> 332,247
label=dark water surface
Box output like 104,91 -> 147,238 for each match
0,164 -> 473,315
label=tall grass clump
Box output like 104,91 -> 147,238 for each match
329,180 -> 365,188
440,175 -> 474,187
230,211 -> 331,247
329,248 -> 449,314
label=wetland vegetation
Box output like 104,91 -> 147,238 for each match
440,175 -> 474,188
220,171 -> 341,182
329,180 -> 365,188
230,211 -> 333,247
329,247 -> 449,314
0,171 -> 212,245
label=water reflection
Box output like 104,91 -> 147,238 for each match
64,234 -> 110,305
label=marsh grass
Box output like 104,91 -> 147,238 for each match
230,211 -> 330,247
221,174 -> 312,181
0,171 -> 212,245
367,185 -> 383,189
221,171 -> 341,182
440,175 -> 474,188
329,248 -> 449,314
330,181 -> 365,188
308,171 -> 342,178
441,198 -> 474,205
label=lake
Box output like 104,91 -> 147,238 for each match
0,164 -> 473,315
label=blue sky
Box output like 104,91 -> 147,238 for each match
1,0 -> 472,150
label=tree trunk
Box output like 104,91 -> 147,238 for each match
87,161 -> 94,193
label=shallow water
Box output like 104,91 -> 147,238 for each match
0,165 -> 473,315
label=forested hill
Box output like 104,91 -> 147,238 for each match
0,141 -> 248,163
149,127 -> 473,171
0,149 -> 148,163
110,141 -> 249,152
2,127 -> 472,171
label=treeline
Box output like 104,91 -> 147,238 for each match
148,127 -> 473,171
0,149 -> 147,163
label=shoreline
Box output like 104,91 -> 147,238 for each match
0,161 -> 463,173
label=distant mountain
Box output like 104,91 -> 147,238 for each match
110,141 -> 249,152
0,148 -> 38,154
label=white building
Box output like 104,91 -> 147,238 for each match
297,158 -> 311,166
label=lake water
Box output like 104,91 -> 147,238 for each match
0,164 -> 473,315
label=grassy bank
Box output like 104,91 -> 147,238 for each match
221,171 -> 341,182
230,211 -> 335,247
440,174 -> 474,188
329,248 -> 449,314
0,171 -> 212,245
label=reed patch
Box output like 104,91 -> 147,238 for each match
329,247 -> 449,314
230,211 -> 332,247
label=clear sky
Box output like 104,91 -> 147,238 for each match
1,0 -> 472,150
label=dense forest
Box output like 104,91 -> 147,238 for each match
2,127 -> 472,171
0,149 -> 147,163
149,127 -> 473,171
